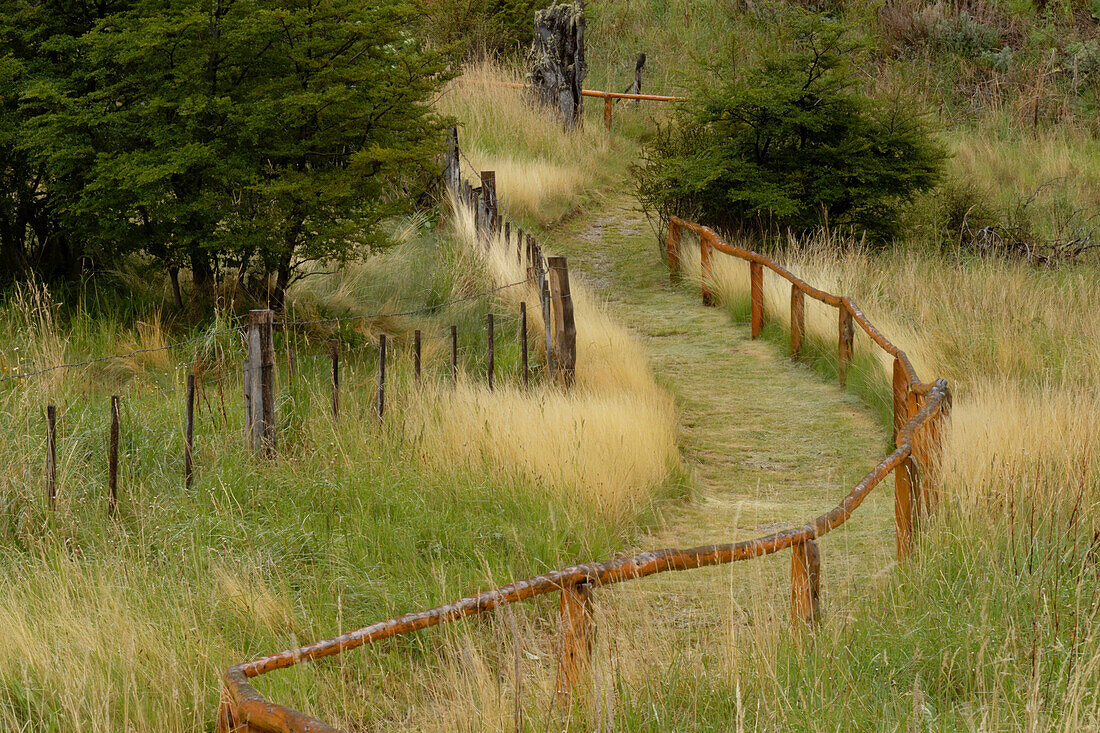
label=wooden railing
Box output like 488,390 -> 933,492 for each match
489,81 -> 682,129
216,204 -> 951,733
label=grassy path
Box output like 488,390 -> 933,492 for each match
548,196 -> 897,681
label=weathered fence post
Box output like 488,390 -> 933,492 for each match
445,126 -> 460,194
895,452 -> 918,561
46,404 -> 57,507
838,305 -> 854,388
414,330 -> 422,386
750,261 -> 764,337
185,372 -> 195,488
108,395 -> 120,514
540,260 -> 556,380
504,221 -> 511,255
547,256 -> 576,386
377,334 -> 386,420
633,52 -> 646,100
603,93 -> 613,130
287,344 -> 297,385
487,313 -> 495,391
329,338 -> 340,421
520,302 -> 529,388
247,310 -> 276,458
790,285 -> 804,358
481,171 -> 497,239
530,2 -> 587,129
791,539 -> 821,627
667,219 -> 681,281
243,356 -> 252,435
700,233 -> 714,306
450,325 -> 458,387
556,580 -> 593,705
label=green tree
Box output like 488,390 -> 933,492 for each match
635,14 -> 945,243
4,0 -> 452,304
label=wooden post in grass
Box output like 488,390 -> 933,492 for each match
445,127 -> 460,193
750,261 -> 764,337
287,345 -> 297,385
487,313 -> 495,391
556,580 -> 593,705
791,539 -> 821,626
243,356 -> 252,435
414,330 -> 422,386
377,334 -> 386,420
838,305 -> 853,388
526,234 -> 536,282
504,221 -> 511,255
891,358 -> 908,444
247,309 -> 276,458
895,452 -> 918,561
700,233 -> 714,306
520,302 -> 529,388
667,219 -> 681,281
603,93 -> 613,130
329,338 -> 340,421
540,267 -> 555,381
450,325 -> 458,387
46,404 -> 56,508
108,395 -> 120,514
481,171 -> 497,238
547,257 -> 576,387
185,372 -> 195,488
790,285 -> 805,358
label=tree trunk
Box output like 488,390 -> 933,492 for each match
529,3 -> 587,128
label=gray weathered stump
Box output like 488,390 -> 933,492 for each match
529,3 -> 587,128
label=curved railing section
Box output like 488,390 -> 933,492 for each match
216,215 -> 952,733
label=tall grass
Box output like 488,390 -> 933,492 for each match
667,228 -> 1100,728
0,204 -> 678,728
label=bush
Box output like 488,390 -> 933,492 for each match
634,13 -> 946,243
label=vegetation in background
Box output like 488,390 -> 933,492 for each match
635,12 -> 945,242
0,0 -> 452,305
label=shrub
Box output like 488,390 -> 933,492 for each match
634,13 -> 946,243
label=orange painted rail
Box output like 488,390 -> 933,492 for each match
484,81 -> 682,129
218,204 -> 951,733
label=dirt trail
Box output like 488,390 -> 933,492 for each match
551,195 -> 896,633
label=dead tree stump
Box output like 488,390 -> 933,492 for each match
529,3 -> 587,128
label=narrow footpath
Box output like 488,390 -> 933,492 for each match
550,195 -> 896,679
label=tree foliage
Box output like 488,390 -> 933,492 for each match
635,14 -> 946,243
1,0 -> 453,305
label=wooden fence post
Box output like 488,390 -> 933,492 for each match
504,221 -> 511,255
556,580 -> 593,705
108,395 -> 120,515
838,305 -> 854,388
377,334 -> 386,420
480,171 -> 497,238
445,126 -> 460,193
520,302 -> 529,388
185,372 -> 195,488
700,233 -> 714,306
891,358 -> 908,444
667,219 -> 681,282
487,313 -> 495,391
247,309 -> 276,458
895,453 -> 918,561
46,404 -> 56,507
243,356 -> 252,435
633,52 -> 646,99
791,539 -> 821,626
525,234 -> 536,282
450,325 -> 458,388
790,285 -> 804,358
414,330 -> 422,386
603,93 -> 613,130
547,257 -> 576,386
329,338 -> 340,421
750,261 -> 764,338
540,264 -> 556,381
287,345 -> 297,385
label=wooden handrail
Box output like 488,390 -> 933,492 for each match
217,205 -> 953,733
474,80 -> 682,130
